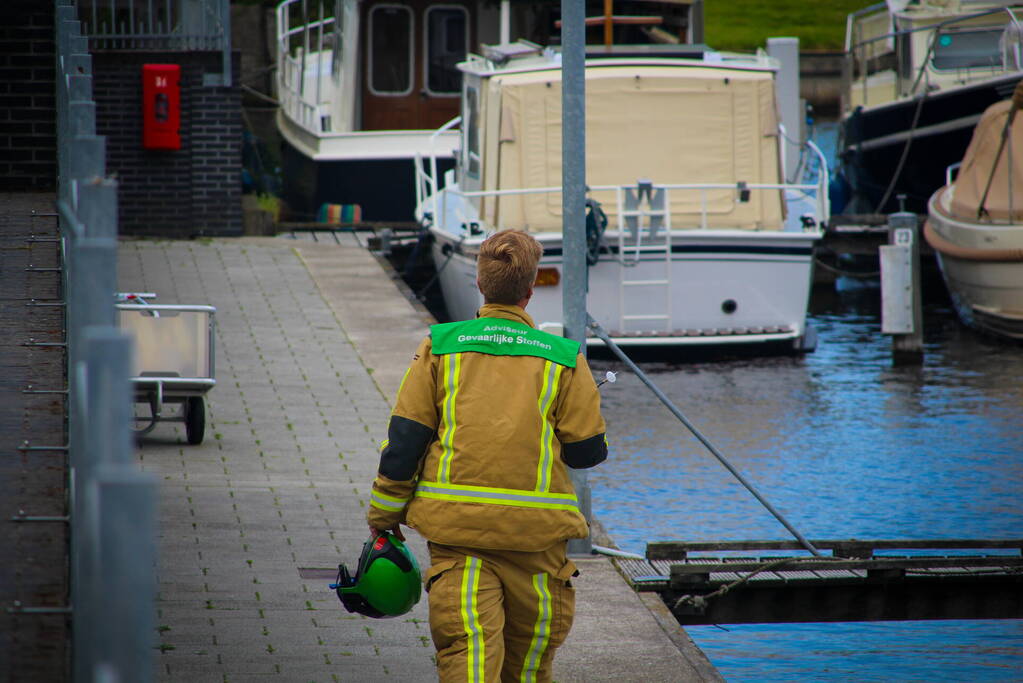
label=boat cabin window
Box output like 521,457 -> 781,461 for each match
931,27 -> 1003,70
425,6 -> 468,95
368,5 -> 413,95
462,84 -> 480,178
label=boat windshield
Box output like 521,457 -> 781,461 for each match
931,26 -> 1004,70
462,85 -> 480,178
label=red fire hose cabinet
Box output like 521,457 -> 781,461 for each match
142,64 -> 181,150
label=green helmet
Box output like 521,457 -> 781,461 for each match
332,532 -> 421,618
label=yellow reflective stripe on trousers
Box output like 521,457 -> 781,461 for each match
461,557 -> 485,683
416,481 -> 579,511
534,361 -> 562,493
437,352 -> 461,483
521,572 -> 552,683
369,490 -> 410,511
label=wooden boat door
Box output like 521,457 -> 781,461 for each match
360,1 -> 471,131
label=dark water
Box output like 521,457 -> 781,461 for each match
587,277 -> 1023,681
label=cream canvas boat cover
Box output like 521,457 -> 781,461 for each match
950,98 -> 1023,222
478,64 -> 784,232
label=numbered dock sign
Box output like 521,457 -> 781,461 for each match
142,64 -> 181,150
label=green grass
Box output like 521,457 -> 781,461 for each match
704,0 -> 876,51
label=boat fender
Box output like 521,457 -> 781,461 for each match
585,199 -> 608,266
829,172 -> 851,216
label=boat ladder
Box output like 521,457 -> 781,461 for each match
617,181 -> 672,334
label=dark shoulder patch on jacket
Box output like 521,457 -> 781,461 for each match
561,433 -> 607,469
379,415 -> 435,480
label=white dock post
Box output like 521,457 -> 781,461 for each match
879,206 -> 923,364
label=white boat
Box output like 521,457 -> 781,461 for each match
273,0 -> 703,222
838,1 -> 1023,215
925,85 -> 1023,340
415,42 -> 828,351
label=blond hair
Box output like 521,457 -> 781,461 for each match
477,230 -> 542,305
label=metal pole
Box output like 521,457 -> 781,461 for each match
221,0 -> 232,86
500,0 -> 510,44
561,0 -> 591,556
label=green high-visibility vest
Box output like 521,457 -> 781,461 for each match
431,317 -> 579,367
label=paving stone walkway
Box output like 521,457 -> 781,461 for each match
118,237 -> 721,683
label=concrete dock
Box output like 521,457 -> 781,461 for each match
118,235 -> 722,682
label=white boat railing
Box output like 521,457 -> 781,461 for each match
276,0 -> 336,135
415,147 -> 830,233
415,116 -> 462,217
423,180 -> 828,235
845,4 -> 1023,109
947,161 -> 963,186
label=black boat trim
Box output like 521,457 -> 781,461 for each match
544,244 -> 815,257
438,239 -> 813,259
846,112 -> 983,153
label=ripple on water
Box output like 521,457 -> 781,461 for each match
587,287 -> 1023,680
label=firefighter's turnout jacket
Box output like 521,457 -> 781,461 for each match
368,304 -> 607,551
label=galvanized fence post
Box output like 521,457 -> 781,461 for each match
77,328 -> 154,683
561,0 -> 593,556
67,182 -> 118,478
57,7 -> 154,680
94,466 -> 156,681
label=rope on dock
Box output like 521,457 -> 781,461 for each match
586,315 -> 824,558
813,255 -> 880,279
673,557 -> 811,611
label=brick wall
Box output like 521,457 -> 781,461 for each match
0,1 -> 57,191
92,51 -> 242,237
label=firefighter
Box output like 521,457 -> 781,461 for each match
367,229 -> 608,682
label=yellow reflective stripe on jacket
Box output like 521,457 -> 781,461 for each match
534,361 -> 562,493
369,490 -> 411,511
437,352 -> 462,483
461,557 -> 485,683
521,572 -> 552,683
396,366 -> 411,397
416,481 -> 579,511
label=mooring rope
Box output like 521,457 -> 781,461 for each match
586,315 -> 824,558
673,557 -> 806,611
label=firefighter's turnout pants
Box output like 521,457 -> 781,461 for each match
426,541 -> 577,683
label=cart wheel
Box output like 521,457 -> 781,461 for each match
185,397 -> 205,445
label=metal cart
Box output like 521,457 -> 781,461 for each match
116,294 -> 216,444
